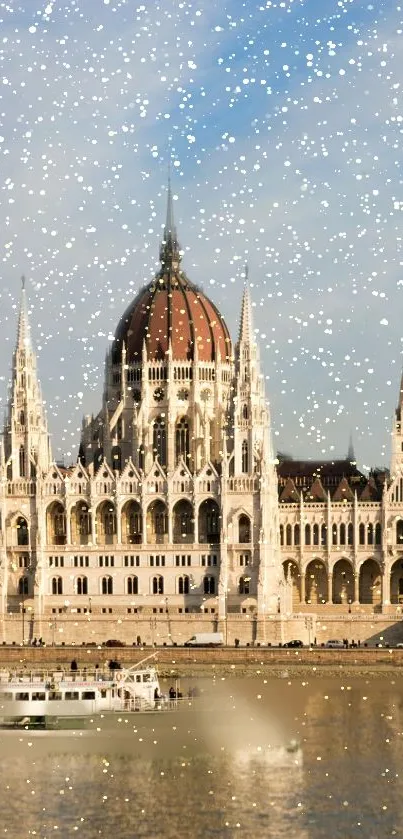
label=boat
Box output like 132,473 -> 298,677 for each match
0,654 -> 170,729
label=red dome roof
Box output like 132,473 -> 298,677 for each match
112,180 -> 232,365
112,271 -> 232,364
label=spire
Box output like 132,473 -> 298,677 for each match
160,173 -> 181,269
238,278 -> 253,344
16,275 -> 32,352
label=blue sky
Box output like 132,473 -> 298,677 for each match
0,0 -> 402,469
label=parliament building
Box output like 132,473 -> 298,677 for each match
1,184 -> 403,646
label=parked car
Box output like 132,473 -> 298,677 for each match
284,639 -> 304,648
395,642 -> 403,648
105,639 -> 125,647
325,639 -> 344,648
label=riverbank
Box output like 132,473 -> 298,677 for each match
0,645 -> 403,679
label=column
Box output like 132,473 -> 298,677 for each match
65,507 -> 71,546
353,570 -> 359,604
116,504 -> 122,544
327,572 -> 332,605
300,571 -> 306,604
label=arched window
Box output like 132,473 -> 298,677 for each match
16,517 -> 29,546
239,515 -> 251,543
77,576 -> 88,595
178,576 -> 190,595
94,448 -> 104,472
175,417 -> 190,464
102,576 -> 113,595
242,404 -> 248,420
18,576 -> 29,596
286,524 -> 292,546
332,524 -> 338,546
79,505 -> 90,536
239,576 -> 250,595
52,576 -> 63,595
397,520 -> 403,544
153,417 -> 166,466
19,445 -> 26,477
367,523 -> 374,546
280,524 -> 284,546
294,524 -> 300,546
111,445 -> 121,472
19,410 -> 25,426
321,524 -> 327,546
127,576 -> 138,595
241,441 -> 248,474
138,444 -> 145,471
348,523 -> 354,545
313,524 -> 319,546
375,523 -> 381,545
203,576 -> 215,595
305,524 -> 311,546
359,523 -> 365,545
104,507 -> 116,536
340,523 -> 346,545
153,575 -> 164,595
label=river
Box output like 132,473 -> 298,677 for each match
1,674 -> 402,838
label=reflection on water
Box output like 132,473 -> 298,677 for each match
1,676 -> 403,838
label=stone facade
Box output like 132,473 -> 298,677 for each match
1,187 -> 403,646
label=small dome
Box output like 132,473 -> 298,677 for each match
112,180 -> 232,365
112,271 -> 232,364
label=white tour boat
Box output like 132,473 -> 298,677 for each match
0,654 -> 168,729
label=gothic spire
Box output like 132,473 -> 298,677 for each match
16,275 -> 32,353
160,174 -> 181,269
238,276 -> 253,344
347,434 -> 355,463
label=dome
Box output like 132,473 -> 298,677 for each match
112,182 -> 232,365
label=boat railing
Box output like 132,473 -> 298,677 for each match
0,668 -> 117,685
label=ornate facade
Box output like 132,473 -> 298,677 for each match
1,186 -> 403,645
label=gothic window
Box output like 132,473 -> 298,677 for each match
175,417 -> 190,464
152,575 -> 164,595
94,448 -> 104,471
207,510 -> 219,537
242,404 -> 248,420
348,523 -> 354,545
54,513 -> 66,537
111,445 -> 121,472
241,441 -> 248,474
103,507 -> 116,536
18,576 -> 29,596
367,523 -> 374,546
340,523 -> 346,545
286,524 -> 292,546
280,524 -> 284,546
79,507 -> 90,536
239,576 -> 250,595
19,445 -> 26,478
127,576 -> 138,595
128,511 -> 142,536
239,515 -> 251,543
332,524 -> 338,546
178,575 -> 190,595
359,523 -> 365,545
305,524 -> 311,546
19,410 -> 25,426
203,576 -> 215,595
313,524 -> 319,546
155,509 -> 167,535
16,517 -> 29,546
294,524 -> 300,546
138,444 -> 145,471
321,524 -> 327,546
52,576 -> 63,595
102,576 -> 113,595
76,576 -> 88,595
153,417 -> 166,466
375,523 -> 381,545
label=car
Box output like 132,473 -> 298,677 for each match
284,639 -> 304,648
104,639 -> 126,647
325,639 -> 344,648
395,642 -> 403,648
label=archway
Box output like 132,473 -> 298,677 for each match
332,559 -> 354,604
147,500 -> 168,545
390,558 -> 403,604
305,559 -> 328,604
70,501 -> 91,546
46,502 -> 66,546
15,516 -> 29,547
282,560 -> 301,608
121,500 -> 142,544
198,499 -> 220,544
359,558 -> 381,605
172,499 -> 194,543
96,501 -> 117,546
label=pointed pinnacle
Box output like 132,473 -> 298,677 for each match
238,284 -> 253,343
165,172 -> 177,240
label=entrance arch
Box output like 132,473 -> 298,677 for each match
305,559 -> 327,604
359,558 -> 381,605
282,560 -> 301,608
390,558 -> 403,604
332,559 -> 354,604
